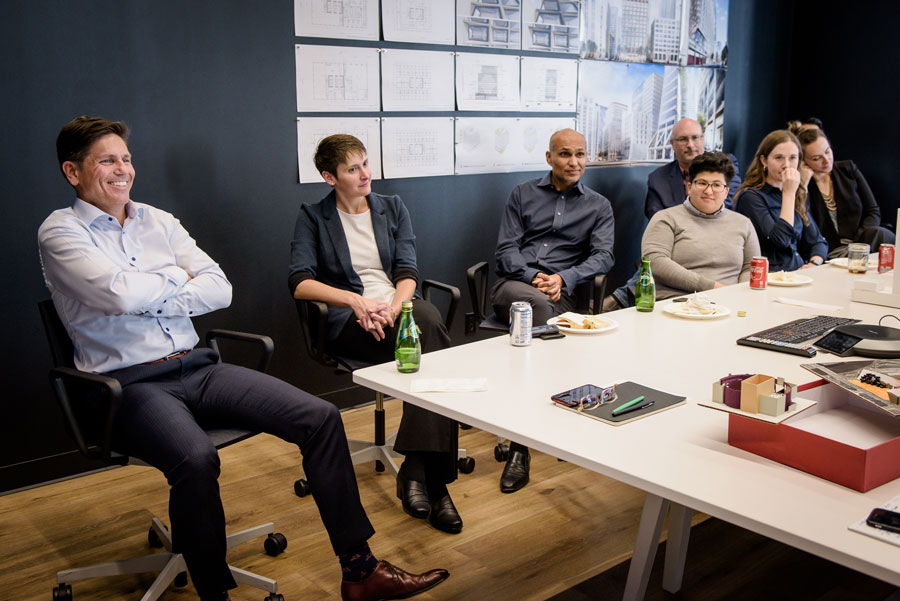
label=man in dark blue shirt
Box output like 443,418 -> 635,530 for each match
489,128 -> 615,493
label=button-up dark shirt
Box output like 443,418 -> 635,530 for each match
494,172 -> 615,292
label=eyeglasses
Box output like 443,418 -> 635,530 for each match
576,386 -> 617,411
672,135 -> 703,144
691,180 -> 727,193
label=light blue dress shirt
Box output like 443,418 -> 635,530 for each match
38,198 -> 232,372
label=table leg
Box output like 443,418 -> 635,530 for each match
623,493 -> 669,601
662,503 -> 693,593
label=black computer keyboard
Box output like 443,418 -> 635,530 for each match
736,315 -> 861,357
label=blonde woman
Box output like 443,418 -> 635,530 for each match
735,130 -> 827,271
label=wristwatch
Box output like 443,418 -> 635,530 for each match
809,257 -> 824,266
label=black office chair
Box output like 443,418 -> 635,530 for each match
294,279 -> 475,496
463,262 -> 608,461
464,260 -> 608,335
39,300 -> 287,601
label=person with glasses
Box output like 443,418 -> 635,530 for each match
642,152 -> 760,300
644,118 -> 742,219
735,129 -> 828,271
604,119 -> 743,310
792,125 -> 894,258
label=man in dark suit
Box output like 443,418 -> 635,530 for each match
644,118 -> 741,219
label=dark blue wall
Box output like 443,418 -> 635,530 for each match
0,0 -> 805,490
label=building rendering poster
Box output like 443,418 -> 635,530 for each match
576,60 -> 726,164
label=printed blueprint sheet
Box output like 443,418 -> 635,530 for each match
296,45 -> 380,112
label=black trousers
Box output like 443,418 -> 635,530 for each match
328,299 -> 458,482
107,349 -> 375,597
490,278 -> 577,326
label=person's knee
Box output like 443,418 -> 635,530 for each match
169,442 -> 220,487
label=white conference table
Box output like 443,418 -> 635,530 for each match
354,263 -> 900,600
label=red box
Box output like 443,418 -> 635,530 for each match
728,380 -> 900,492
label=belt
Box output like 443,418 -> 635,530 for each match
143,349 -> 191,365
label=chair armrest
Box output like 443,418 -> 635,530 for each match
295,299 -> 336,368
48,367 -> 123,464
592,274 -> 608,315
205,329 -> 275,373
422,279 -> 461,331
465,261 -> 489,323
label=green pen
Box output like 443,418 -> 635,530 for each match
611,395 -> 645,415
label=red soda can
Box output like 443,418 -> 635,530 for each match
750,256 -> 768,289
879,243 -> 895,273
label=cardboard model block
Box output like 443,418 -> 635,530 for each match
758,393 -> 787,416
741,374 -> 775,413
712,381 -> 724,404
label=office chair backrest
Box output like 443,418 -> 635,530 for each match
39,299 -> 76,369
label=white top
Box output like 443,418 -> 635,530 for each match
337,208 -> 395,304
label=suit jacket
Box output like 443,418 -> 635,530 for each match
288,190 -> 419,340
807,160 -> 881,249
644,154 -> 742,219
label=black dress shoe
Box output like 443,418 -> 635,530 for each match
428,494 -> 463,534
396,473 -> 430,519
500,449 -> 530,493
341,560 -> 449,601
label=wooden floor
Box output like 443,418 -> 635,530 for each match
0,398 -> 894,601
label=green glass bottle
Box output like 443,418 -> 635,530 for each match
395,300 -> 421,373
635,257 -> 655,312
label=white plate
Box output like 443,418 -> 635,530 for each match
662,302 -> 731,320
828,257 -> 878,270
547,315 -> 619,334
768,272 -> 813,286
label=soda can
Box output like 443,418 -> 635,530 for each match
749,256 -> 768,290
509,301 -> 532,346
879,243 -> 895,273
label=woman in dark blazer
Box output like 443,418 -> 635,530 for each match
795,127 -> 894,257
288,134 -> 462,534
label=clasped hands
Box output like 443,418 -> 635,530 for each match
532,272 -> 563,302
351,296 -> 397,341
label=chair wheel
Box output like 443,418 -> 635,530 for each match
494,444 -> 509,462
293,478 -> 311,497
458,456 -> 476,474
52,583 -> 72,601
265,532 -> 288,556
375,460 -> 385,472
148,524 -> 167,548
264,594 -> 285,601
174,571 -> 188,587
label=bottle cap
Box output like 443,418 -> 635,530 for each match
401,300 -> 413,309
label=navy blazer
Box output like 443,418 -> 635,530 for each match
735,184 -> 828,271
644,154 -> 742,219
288,190 -> 419,340
807,160 -> 882,249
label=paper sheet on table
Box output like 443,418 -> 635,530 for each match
410,378 -> 488,393
774,297 -> 842,311
849,492 -> 900,547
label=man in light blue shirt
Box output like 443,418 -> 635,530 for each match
38,116 -> 448,601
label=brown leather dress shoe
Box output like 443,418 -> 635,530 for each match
341,560 -> 449,601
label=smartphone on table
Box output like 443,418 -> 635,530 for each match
866,508 -> 900,534
551,384 -> 616,408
